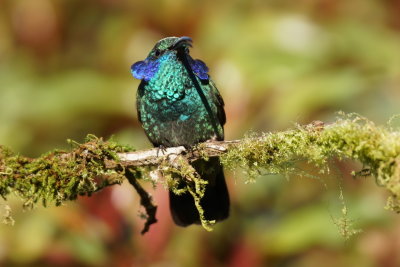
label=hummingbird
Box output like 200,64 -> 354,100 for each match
131,36 -> 229,226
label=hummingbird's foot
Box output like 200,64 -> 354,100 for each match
156,145 -> 168,157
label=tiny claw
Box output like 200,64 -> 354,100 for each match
207,134 -> 219,142
156,145 -> 168,157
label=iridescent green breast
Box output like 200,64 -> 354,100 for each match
146,53 -> 187,102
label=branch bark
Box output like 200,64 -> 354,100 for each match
106,140 -> 241,168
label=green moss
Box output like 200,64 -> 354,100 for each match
0,135 -> 132,211
160,156 -> 214,230
1,114 -> 400,233
331,190 -> 362,240
221,113 -> 400,212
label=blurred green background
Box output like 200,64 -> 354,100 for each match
1,0 -> 400,266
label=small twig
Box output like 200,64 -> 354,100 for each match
125,169 -> 157,235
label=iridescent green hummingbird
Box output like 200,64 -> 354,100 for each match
131,37 -> 229,226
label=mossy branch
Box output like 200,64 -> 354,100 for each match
1,113 -> 400,234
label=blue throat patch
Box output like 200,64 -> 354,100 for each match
131,54 -> 209,81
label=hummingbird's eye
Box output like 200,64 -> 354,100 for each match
154,49 -> 161,57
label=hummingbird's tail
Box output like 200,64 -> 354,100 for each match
169,158 -> 230,226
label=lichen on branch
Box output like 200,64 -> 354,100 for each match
220,113 -> 400,211
0,135 -> 132,208
1,113 -> 400,233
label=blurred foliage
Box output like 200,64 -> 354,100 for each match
0,0 -> 400,266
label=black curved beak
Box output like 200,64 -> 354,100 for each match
172,36 -> 192,50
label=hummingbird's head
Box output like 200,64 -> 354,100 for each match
131,36 -> 208,81
148,36 -> 192,59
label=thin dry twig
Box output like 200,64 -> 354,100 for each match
125,169 -> 158,234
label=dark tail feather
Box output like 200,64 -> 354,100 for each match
169,158 -> 230,226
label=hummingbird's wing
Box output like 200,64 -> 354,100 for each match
136,80 -> 146,124
209,79 -> 226,127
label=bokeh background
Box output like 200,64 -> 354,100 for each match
1,0 -> 400,266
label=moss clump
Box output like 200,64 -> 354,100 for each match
331,190 -> 362,240
0,135 -> 132,210
161,156 -> 214,230
221,113 -> 400,211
